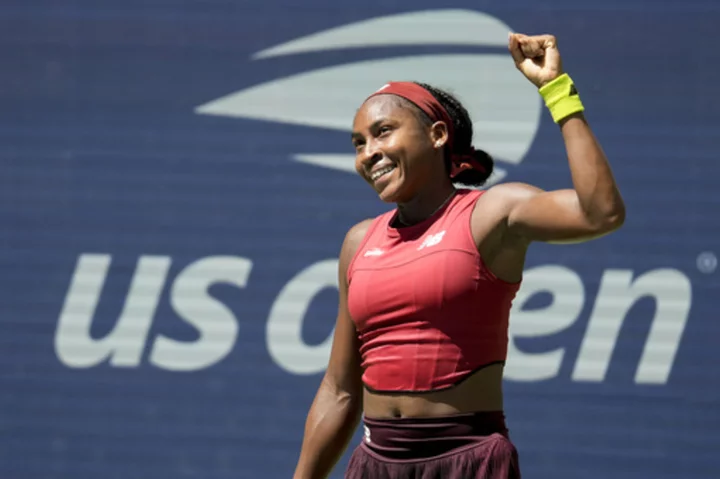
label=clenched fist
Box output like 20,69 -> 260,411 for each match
508,33 -> 564,88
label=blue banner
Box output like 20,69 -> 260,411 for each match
1,1 -> 718,478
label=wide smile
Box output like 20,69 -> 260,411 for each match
370,165 -> 396,182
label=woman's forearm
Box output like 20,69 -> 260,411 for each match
293,378 -> 362,479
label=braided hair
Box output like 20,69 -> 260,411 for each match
414,83 -> 494,187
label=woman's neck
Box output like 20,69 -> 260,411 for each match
396,185 -> 457,226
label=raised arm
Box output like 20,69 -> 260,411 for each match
495,34 -> 625,244
293,220 -> 371,479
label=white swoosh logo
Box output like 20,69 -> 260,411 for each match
252,9 -> 511,59
195,10 -> 542,186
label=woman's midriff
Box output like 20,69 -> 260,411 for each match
362,363 -> 505,419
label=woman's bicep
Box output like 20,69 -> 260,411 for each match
323,219 -> 372,395
323,297 -> 363,395
497,183 -> 621,244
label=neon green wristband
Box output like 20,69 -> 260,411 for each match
539,73 -> 585,123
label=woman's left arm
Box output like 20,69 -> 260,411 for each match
497,33 -> 625,244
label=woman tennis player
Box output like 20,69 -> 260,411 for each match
292,32 -> 625,479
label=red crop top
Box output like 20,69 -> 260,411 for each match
346,188 -> 521,392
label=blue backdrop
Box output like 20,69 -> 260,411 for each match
1,1 -> 719,478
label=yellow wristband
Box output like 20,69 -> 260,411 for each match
539,73 -> 585,123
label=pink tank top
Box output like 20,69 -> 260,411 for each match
347,189 -> 521,392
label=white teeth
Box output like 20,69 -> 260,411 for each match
370,166 -> 395,181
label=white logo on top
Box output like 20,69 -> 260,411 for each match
418,230 -> 446,250
363,248 -> 384,257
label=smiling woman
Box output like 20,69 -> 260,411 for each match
352,81 -> 493,209
293,33 -> 626,479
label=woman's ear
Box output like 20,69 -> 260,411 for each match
429,121 -> 450,150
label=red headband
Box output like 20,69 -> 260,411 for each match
365,82 -> 485,178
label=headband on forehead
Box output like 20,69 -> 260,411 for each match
366,82 -> 456,146
365,82 -> 485,178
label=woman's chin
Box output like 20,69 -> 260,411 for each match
376,182 -> 404,203
373,172 -> 413,204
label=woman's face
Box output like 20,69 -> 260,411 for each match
352,95 -> 448,203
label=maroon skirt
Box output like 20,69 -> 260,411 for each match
345,411 -> 520,479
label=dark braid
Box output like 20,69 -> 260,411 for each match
414,83 -> 494,186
